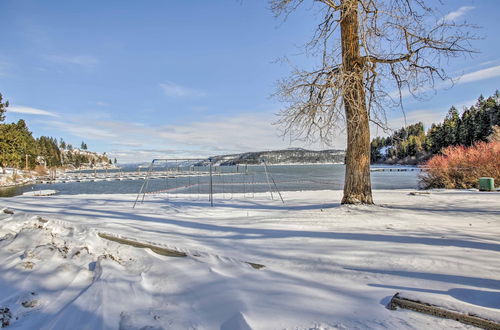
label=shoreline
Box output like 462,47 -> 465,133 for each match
0,165 -> 121,189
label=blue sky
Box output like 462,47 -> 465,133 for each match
1,0 -> 499,162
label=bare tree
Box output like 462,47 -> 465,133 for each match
271,0 -> 475,204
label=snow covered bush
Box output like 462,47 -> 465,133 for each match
420,141 -> 500,189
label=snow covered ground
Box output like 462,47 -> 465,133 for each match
0,189 -> 499,329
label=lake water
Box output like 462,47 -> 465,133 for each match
0,164 -> 421,198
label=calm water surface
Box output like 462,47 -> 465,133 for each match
0,164 -> 421,197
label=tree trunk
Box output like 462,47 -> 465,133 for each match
340,0 -> 373,204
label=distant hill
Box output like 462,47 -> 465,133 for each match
200,148 -> 345,166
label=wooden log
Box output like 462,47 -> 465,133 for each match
388,293 -> 500,329
98,232 -> 187,257
97,232 -> 265,269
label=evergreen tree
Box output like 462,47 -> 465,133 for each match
0,93 -> 8,122
0,120 -> 36,170
484,95 -> 500,126
370,122 -> 426,162
458,108 -> 471,145
425,123 -> 443,154
370,137 -> 384,162
442,106 -> 460,147
59,138 -> 67,150
474,106 -> 492,142
36,136 -> 62,167
476,94 -> 485,106
15,120 -> 37,168
0,124 -> 21,170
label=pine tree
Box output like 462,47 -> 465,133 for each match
370,137 -> 384,162
0,120 -> 36,170
472,97 -> 492,142
459,108 -> 475,146
425,123 -> 444,154
442,106 -> 460,147
59,138 -> 67,150
36,136 -> 62,167
15,120 -> 37,168
0,93 -> 8,122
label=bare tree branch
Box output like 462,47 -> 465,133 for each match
272,0 -> 477,141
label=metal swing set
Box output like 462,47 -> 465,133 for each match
133,158 -> 283,208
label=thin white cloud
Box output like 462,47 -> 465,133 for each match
477,59 -> 500,68
442,6 -> 474,22
9,106 -> 59,117
37,111 -> 345,163
48,54 -> 99,67
389,64 -> 500,100
160,82 -> 206,97
385,110 -> 446,132
42,120 -> 117,139
383,98 -> 477,133
455,65 -> 500,84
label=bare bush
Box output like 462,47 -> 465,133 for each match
420,141 -> 500,189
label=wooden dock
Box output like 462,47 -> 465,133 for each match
35,170 -> 211,184
370,167 -> 422,172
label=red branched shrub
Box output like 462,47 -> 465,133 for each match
420,141 -> 500,189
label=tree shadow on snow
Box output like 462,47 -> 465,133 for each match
344,268 -> 500,290
381,204 -> 500,216
5,199 -> 500,254
4,198 -> 500,254
157,199 -> 341,211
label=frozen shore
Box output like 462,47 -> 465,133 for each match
0,189 -> 499,329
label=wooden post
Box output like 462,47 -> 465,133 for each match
209,160 -> 213,207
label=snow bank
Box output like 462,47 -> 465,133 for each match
0,189 -> 499,329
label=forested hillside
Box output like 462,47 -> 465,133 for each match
0,93 -> 113,172
371,91 -> 500,164
203,148 -> 345,165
